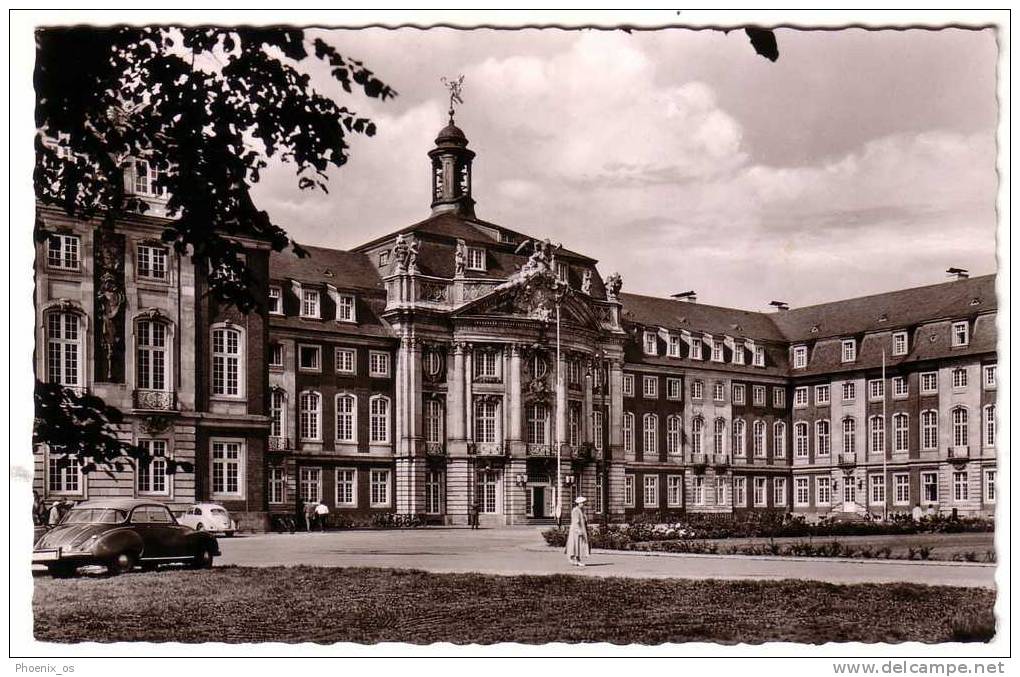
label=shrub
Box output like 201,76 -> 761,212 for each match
950,609 -> 996,642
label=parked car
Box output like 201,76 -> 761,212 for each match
32,498 -> 220,577
177,503 -> 237,536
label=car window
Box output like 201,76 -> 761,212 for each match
148,506 -> 173,523
63,508 -> 127,524
211,509 -> 228,517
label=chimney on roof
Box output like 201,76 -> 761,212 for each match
671,290 -> 697,303
946,267 -> 969,280
769,300 -> 790,312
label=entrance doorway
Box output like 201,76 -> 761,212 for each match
531,486 -> 545,517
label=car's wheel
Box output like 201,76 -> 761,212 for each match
191,545 -> 214,570
48,563 -> 77,579
195,522 -> 205,531
107,551 -> 137,576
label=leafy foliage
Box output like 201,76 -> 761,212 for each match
34,26 -> 395,312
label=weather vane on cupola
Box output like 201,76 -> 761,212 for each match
441,75 -> 465,123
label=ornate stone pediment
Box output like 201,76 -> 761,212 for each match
453,273 -> 601,329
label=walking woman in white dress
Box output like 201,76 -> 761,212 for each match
565,496 -> 591,566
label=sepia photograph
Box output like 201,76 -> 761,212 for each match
8,8 -> 1010,666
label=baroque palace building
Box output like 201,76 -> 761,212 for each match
34,116 -> 998,529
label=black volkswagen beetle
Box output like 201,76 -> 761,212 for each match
33,498 -> 221,577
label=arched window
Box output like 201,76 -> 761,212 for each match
752,420 -> 765,457
270,389 -> 286,439
794,422 -> 809,457
842,417 -> 856,455
921,410 -> 938,450
893,413 -> 909,453
691,416 -> 704,455
526,402 -> 549,445
622,412 -> 634,453
952,407 -> 968,448
643,414 -> 658,455
816,419 -> 831,456
869,415 -> 885,454
336,393 -> 357,443
211,325 -> 243,397
773,421 -> 786,458
983,405 -> 995,448
732,419 -> 746,456
666,415 -> 682,455
370,395 -> 391,444
136,319 -> 171,391
474,399 -> 499,444
45,310 -> 83,387
299,391 -> 321,441
714,418 -> 726,455
424,398 -> 444,445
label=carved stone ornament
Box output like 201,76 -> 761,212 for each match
393,234 -> 410,274
605,272 -> 623,301
141,415 -> 173,436
581,269 -> 593,295
455,238 -> 467,278
419,281 -> 447,302
97,271 -> 125,380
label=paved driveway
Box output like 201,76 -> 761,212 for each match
215,527 -> 996,588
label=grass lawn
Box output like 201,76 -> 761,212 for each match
34,566 -> 995,644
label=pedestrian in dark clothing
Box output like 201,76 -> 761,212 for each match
469,497 -> 481,529
303,501 -> 316,532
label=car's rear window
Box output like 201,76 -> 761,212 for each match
62,508 -> 128,525
211,509 -> 228,517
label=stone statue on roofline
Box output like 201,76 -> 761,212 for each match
581,269 -> 592,295
605,272 -> 623,301
455,238 -> 467,278
393,234 -> 410,274
407,235 -> 420,275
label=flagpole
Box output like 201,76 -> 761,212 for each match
555,301 -> 563,528
882,348 -> 888,522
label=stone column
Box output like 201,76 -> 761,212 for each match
408,337 -> 423,455
465,345 -> 474,441
448,342 -> 466,453
609,359 -> 624,459
508,344 -> 523,453
507,458 -> 528,524
582,358 -> 594,445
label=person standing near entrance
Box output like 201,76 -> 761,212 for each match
565,496 -> 591,566
314,501 -> 330,532
469,496 -> 481,529
303,500 -> 316,532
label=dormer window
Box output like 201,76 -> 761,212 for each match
711,340 -> 724,363
556,262 -> 569,283
268,286 -> 282,315
336,293 -> 356,323
643,331 -> 657,356
667,333 -> 682,357
792,345 -> 807,369
753,344 -> 765,367
732,344 -> 745,365
952,321 -> 969,347
690,338 -> 703,360
301,289 -> 320,319
378,250 -> 390,267
841,339 -> 857,363
467,247 -> 486,271
891,331 -> 908,356
499,231 -> 516,245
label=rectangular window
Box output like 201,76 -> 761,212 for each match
369,397 -> 391,444
299,467 -> 321,504
922,471 -> 938,503
733,477 -> 747,507
211,328 -> 241,397
667,475 -> 683,507
732,384 -> 745,405
370,469 -> 391,507
336,469 -> 357,507
474,400 -> 498,444
984,470 -> 996,503
952,368 -> 968,390
643,331 -> 658,355
794,387 -> 808,407
753,344 -> 765,367
892,376 -> 908,398
336,293 -> 356,322
953,471 -> 969,502
920,372 -> 938,394
923,413 -> 939,450
773,387 -> 785,408
369,351 -> 391,378
666,378 -> 681,400
624,475 -> 635,508
892,332 -> 908,356
136,439 -> 169,495
715,479 -> 726,505
467,247 -> 485,271
868,379 -> 884,401
555,261 -> 569,283
667,333 -> 682,357
793,345 -> 807,369
773,477 -> 786,506
691,380 -> 703,400
643,475 -> 658,508
426,470 -> 444,515
335,394 -> 357,443
732,344 -> 745,365
298,345 -> 321,372
842,382 -> 856,402
815,384 -> 830,405
335,347 -> 356,375
301,289 -> 320,318
474,350 -> 498,380
692,476 -> 705,506
622,414 -> 634,454
816,477 -> 831,505
713,382 -> 725,402
211,440 -> 243,497
983,364 -> 996,388
711,340 -> 724,362
752,386 -> 765,407
952,321 -> 969,347
643,376 -> 658,399
690,338 -> 703,361
47,233 -> 80,270
622,374 -> 634,397
894,473 -> 909,505
269,343 -> 284,368
137,244 -> 168,281
133,159 -> 163,196
795,477 -> 809,506
816,420 -> 831,456
268,286 -> 282,314
869,474 -> 885,505
841,339 -> 857,363
135,320 -> 168,391
268,467 -> 286,504
753,477 -> 767,506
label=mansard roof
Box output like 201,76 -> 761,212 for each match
269,245 -> 384,293
619,292 -> 788,343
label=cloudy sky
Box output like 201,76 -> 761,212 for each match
251,26 -> 999,310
